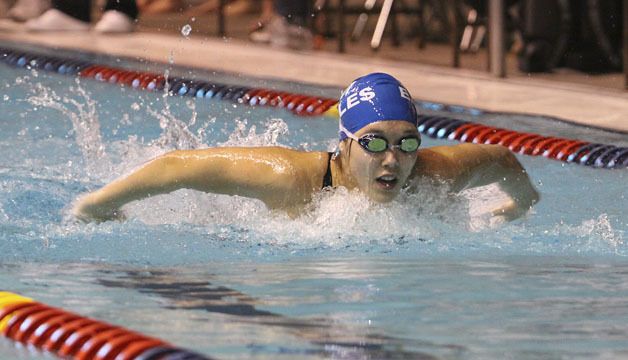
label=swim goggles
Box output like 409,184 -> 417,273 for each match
340,123 -> 421,153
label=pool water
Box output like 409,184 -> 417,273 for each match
0,47 -> 627,359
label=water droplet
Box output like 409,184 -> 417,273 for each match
131,102 -> 140,111
3,95 -> 8,101
181,24 -> 192,37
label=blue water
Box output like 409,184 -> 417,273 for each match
0,48 -> 627,359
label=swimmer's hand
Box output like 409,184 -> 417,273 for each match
72,194 -> 126,223
490,198 -> 533,222
492,171 -> 540,221
424,144 -> 540,222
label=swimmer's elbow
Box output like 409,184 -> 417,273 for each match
453,144 -> 525,190
492,145 -> 527,173
468,144 -> 524,174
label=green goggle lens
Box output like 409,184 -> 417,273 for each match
365,138 -> 388,152
399,137 -> 420,152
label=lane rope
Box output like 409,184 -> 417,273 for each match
417,115 -> 627,169
0,291 -> 213,360
1,47 -> 625,169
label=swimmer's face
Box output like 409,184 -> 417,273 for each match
343,120 -> 419,203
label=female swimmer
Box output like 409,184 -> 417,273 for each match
73,73 -> 539,222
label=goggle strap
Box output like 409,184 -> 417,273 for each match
339,122 -> 360,142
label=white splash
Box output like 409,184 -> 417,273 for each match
146,95 -> 207,150
181,24 -> 192,37
0,204 -> 8,221
27,78 -> 111,179
219,118 -> 289,147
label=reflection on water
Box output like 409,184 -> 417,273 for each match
3,259 -> 628,359
97,270 -> 451,360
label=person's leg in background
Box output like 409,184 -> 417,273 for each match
274,0 -> 308,26
249,0 -> 275,43
137,0 -> 182,14
24,0 -> 137,32
251,0 -> 274,30
271,0 -> 312,49
6,0 -> 50,22
0,0 -> 16,18
51,0 -> 91,22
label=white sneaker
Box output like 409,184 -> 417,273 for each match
249,26 -> 271,44
24,9 -> 89,31
266,16 -> 312,51
268,16 -> 289,48
8,0 -> 50,22
93,10 -> 134,33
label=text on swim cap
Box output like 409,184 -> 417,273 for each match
339,87 -> 375,117
399,86 -> 412,101
339,86 -> 411,118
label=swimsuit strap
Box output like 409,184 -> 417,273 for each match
322,152 -> 333,189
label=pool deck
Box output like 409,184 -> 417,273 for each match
1,29 -> 627,133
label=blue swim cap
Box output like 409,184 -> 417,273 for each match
338,73 -> 417,141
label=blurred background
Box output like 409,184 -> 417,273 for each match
141,0 -> 626,90
1,0 -> 626,90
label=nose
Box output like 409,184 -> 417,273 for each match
381,148 -> 400,169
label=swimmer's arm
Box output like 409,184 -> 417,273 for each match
72,147 -> 305,222
414,144 -> 540,220
73,150 -> 197,222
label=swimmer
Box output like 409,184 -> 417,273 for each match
73,73 -> 539,222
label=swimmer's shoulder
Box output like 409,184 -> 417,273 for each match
167,146 -> 326,161
414,146 -> 458,179
279,148 -> 331,189
222,146 -> 329,168
245,147 -> 330,206
167,146 -> 329,182
205,146 -> 330,188
414,143 -> 500,184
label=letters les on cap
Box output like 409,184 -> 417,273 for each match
338,72 -> 418,141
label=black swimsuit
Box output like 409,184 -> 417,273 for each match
322,152 -> 333,189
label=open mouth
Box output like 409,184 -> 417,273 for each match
376,175 -> 398,189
